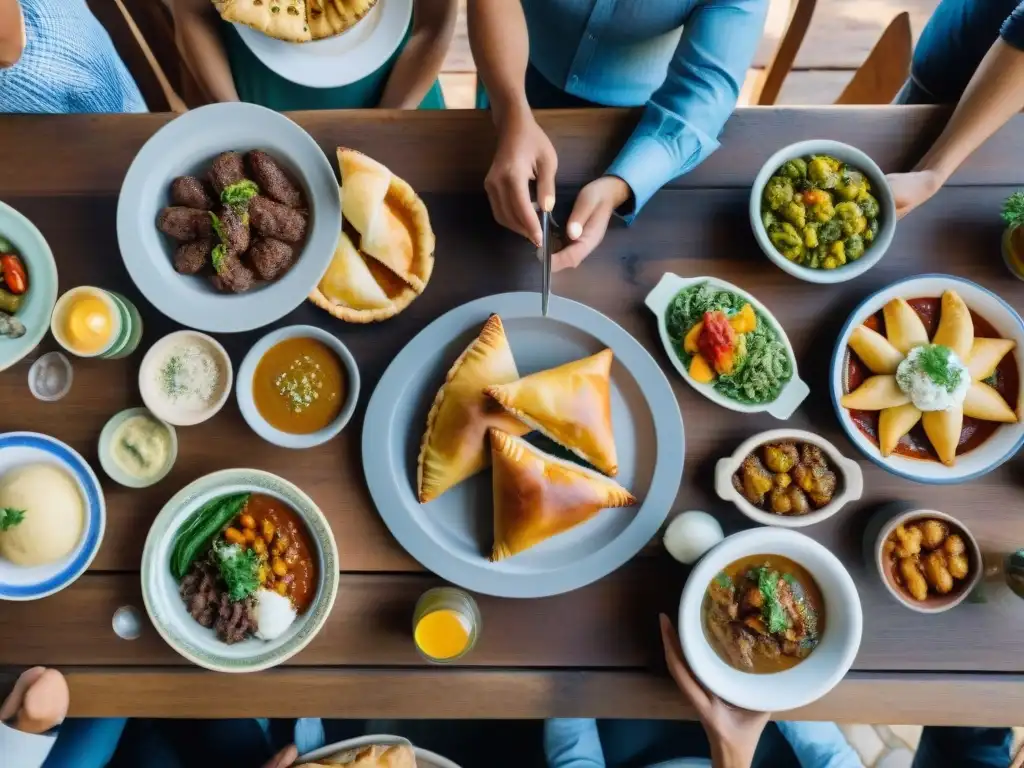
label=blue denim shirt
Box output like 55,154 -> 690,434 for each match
521,0 -> 768,217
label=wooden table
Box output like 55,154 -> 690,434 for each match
1,107 -> 1024,725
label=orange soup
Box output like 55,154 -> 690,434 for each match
253,337 -> 345,434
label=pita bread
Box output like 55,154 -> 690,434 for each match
215,0 -> 312,43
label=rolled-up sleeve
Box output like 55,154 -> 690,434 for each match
1001,1 -> 1024,48
544,718 -> 606,768
606,0 -> 768,220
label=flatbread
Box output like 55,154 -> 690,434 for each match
215,0 -> 312,43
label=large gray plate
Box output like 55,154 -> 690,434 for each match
363,292 -> 684,598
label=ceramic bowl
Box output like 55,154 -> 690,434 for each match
139,330 -> 234,427
750,140 -> 896,284
297,735 -> 462,768
679,528 -> 863,712
831,274 -> 1024,484
236,325 -> 360,449
863,503 -> 982,614
0,201 -> 58,372
116,103 -> 341,334
0,432 -> 105,601
715,429 -> 863,528
644,272 -> 810,419
140,468 -> 339,672
98,407 -> 178,489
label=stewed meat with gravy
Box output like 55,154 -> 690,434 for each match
247,150 -> 303,208
171,176 -> 214,210
179,556 -> 257,644
158,207 -> 213,241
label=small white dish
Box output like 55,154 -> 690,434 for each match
28,351 -> 73,402
98,407 -> 178,489
139,330 -> 233,427
715,428 -> 863,528
298,735 -> 462,768
644,272 -> 810,419
750,139 -> 896,284
831,274 -> 1024,484
236,324 -> 359,450
49,287 -> 122,359
679,528 -> 863,712
0,432 -> 105,601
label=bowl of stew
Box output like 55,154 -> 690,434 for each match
750,140 -> 895,284
679,528 -> 862,712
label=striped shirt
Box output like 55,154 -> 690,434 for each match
0,0 -> 146,114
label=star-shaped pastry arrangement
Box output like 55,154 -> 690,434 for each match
841,290 -> 1018,466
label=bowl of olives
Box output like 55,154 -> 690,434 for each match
865,504 -> 982,614
750,140 -> 896,284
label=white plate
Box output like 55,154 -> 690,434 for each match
297,735 -> 461,768
362,292 -> 684,598
679,528 -> 863,712
236,0 -> 413,89
830,274 -> 1024,484
117,103 -> 341,334
644,272 -> 809,419
0,432 -> 105,601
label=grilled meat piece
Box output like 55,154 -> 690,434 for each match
211,252 -> 255,293
171,176 -> 214,210
247,150 -> 303,208
247,238 -> 296,281
213,205 -> 250,256
173,239 -> 213,275
249,195 -> 307,243
208,151 -> 247,195
157,207 -> 213,241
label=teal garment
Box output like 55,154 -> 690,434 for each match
221,22 -> 445,110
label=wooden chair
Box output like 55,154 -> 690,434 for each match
834,12 -> 913,105
744,0 -> 818,105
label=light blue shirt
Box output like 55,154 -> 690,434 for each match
521,0 -> 769,217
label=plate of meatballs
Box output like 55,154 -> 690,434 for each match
118,103 -> 340,333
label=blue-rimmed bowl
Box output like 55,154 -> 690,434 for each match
831,274 -> 1024,484
0,432 -> 105,601
0,201 -> 58,371
141,468 -> 339,672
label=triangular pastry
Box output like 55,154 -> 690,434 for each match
215,0 -> 312,42
296,743 -> 415,768
417,316 -> 529,503
318,231 -> 391,310
486,349 -> 618,476
489,429 -> 636,561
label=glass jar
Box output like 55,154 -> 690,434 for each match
412,587 -> 481,663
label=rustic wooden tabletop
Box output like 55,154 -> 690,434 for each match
0,107 -> 1023,724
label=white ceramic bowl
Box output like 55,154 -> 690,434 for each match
679,528 -> 863,712
117,103 -> 341,334
831,274 -> 1024,484
644,272 -> 809,419
750,140 -> 896,284
863,504 -> 982,614
98,407 -> 178,489
297,735 -> 462,768
236,324 -> 360,449
141,468 -> 339,672
715,429 -> 863,528
139,330 -> 234,427
0,432 -> 105,601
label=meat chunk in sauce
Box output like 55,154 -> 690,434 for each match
734,440 -> 840,514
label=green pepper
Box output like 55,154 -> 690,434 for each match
170,493 -> 250,580
0,288 -> 22,314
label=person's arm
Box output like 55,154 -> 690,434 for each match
543,719 -> 606,768
468,0 -> 556,246
553,0 -> 768,270
888,35 -> 1024,218
170,0 -> 241,103
0,0 -> 25,69
0,668 -> 69,768
378,0 -> 457,108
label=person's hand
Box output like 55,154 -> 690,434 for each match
261,744 -> 298,768
659,614 -> 769,768
484,111 -> 557,247
552,176 -> 631,272
886,169 -> 945,219
0,667 -> 69,734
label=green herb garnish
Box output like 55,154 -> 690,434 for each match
213,541 -> 260,602
757,567 -> 790,634
1002,191 -> 1024,228
221,180 -> 259,211
918,344 -> 962,392
0,507 -> 24,530
211,244 -> 226,275
209,212 -> 227,243
714,572 -> 732,589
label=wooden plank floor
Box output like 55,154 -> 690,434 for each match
439,0 -> 939,107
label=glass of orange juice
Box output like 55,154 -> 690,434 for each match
413,587 -> 480,663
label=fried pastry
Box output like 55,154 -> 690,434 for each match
486,349 -> 618,476
883,297 -> 929,354
296,743 -> 415,768
489,429 -> 636,561
417,315 -> 529,503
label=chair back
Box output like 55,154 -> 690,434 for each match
835,12 -> 912,105
749,0 -> 818,106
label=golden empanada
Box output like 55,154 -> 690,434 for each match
417,316 -> 529,503
489,429 -> 636,561
931,290 -> 974,360
486,349 -> 618,475
883,298 -> 929,355
922,407 -> 963,466
296,743 -> 415,768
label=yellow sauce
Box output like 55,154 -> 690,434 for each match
62,293 -> 115,354
414,609 -> 471,660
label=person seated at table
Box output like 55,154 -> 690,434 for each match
170,0 -> 456,110
468,0 -> 768,271
544,615 -> 1015,768
886,0 -> 1024,218
0,0 -> 146,113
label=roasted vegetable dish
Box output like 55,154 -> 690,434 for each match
0,233 -> 28,339
731,441 -> 840,515
761,154 -> 882,269
884,518 -> 972,602
703,554 -> 824,673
